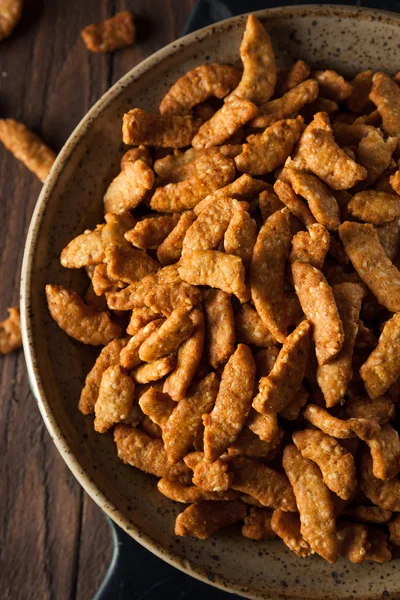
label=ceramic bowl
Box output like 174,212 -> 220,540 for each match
21,6 -> 400,599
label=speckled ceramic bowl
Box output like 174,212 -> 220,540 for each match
21,6 -> 400,599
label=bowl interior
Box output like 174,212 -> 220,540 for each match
22,6 -> 400,599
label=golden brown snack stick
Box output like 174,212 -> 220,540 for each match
235,304 -> 277,348
250,208 -> 292,343
193,174 -> 267,216
139,306 -> 193,362
163,306 -> 204,401
46,284 -> 121,346
343,506 -> 392,524
357,129 -> 397,186
114,424 -> 190,483
179,249 -> 249,302
104,159 -> 154,214
182,197 -> 242,252
203,344 -> 255,462
126,307 -> 161,336
120,320 -> 164,370
0,119 -> 56,182
289,224 -> 330,269
0,307 -> 22,354
282,444 -> 338,563
105,246 -> 159,284
336,521 -> 370,563
360,452 -> 400,511
273,179 -> 316,228
0,0 -> 22,41
253,320 -> 310,414
228,426 -> 283,458
292,262 -> 344,365
163,373 -> 219,463
296,121 -> 367,190
361,424 -> 400,480
203,289 -> 235,369
316,282 -> 364,407
250,79 -> 318,128
174,499 -> 247,539
247,409 -> 279,442
242,508 -> 277,540
293,429 -> 357,500
312,70 -> 353,101
275,60 -> 311,96
94,365 -> 135,433
131,355 -> 176,384
144,282 -> 202,317
79,339 -> 129,415
159,64 -> 241,115
235,117 -> 304,176
344,395 -> 395,425
389,514 -> 400,546
81,11 -> 135,53
122,108 -> 201,148
270,510 -> 312,557
339,221 -> 400,313
223,209 -> 257,269
233,14 -> 276,105
61,212 -> 136,269
285,168 -> 341,231
191,457 -> 233,492
369,72 -> 400,136
347,70 -> 374,113
157,479 -> 238,503
303,404 -> 381,440
125,214 -> 180,249
279,387 -> 309,421
192,95 -> 258,150
157,211 -> 196,265
138,388 -> 175,427
361,313 -> 400,399
348,190 -> 400,225
150,153 -> 235,212
230,456 -> 296,511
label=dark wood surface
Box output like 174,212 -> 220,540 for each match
0,1 -> 195,598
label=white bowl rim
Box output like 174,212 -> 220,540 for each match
20,5 -> 400,598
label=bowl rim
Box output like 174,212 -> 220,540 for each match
20,5 -> 400,598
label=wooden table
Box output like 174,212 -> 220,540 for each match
0,1 -> 195,598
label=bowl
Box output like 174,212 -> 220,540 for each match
21,6 -> 400,599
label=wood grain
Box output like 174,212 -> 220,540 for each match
0,1 -> 195,598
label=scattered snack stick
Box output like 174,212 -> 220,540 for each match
360,312 -> 400,399
159,64 -> 241,116
0,119 -> 56,182
369,71 -> 400,136
0,307 -> 22,354
270,509 -> 312,557
250,208 -> 292,343
303,404 -> 380,440
339,221 -> 400,313
283,444 -> 338,563
292,261 -> 344,366
232,14 -> 276,105
94,365 -> 135,433
293,429 -> 357,500
81,11 -> 136,53
174,499 -> 247,539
